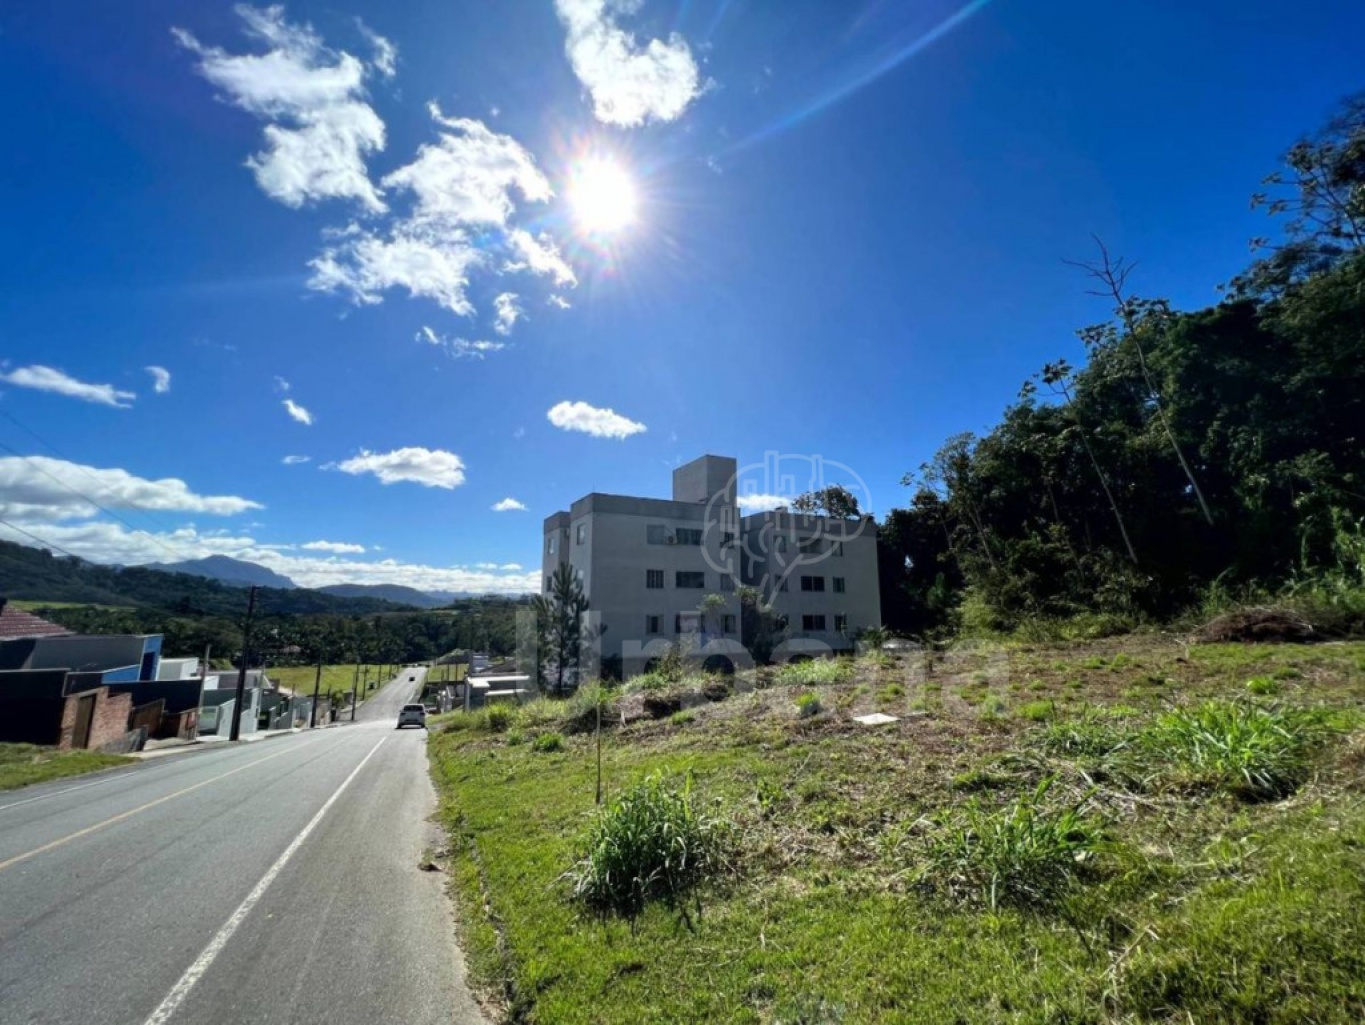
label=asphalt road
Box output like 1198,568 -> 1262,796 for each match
0,668 -> 488,1025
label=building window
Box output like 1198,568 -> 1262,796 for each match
646,615 -> 662,635
720,573 -> 734,592
799,537 -> 823,555
779,577 -> 788,592
647,524 -> 666,545
676,612 -> 701,634
576,523 -> 587,545
773,535 -> 788,553
676,571 -> 705,589
722,614 -> 736,634
831,541 -> 844,557
801,575 -> 825,592
646,569 -> 664,589
720,531 -> 735,549
774,614 -> 789,631
676,527 -> 702,546
803,614 -> 827,632
834,614 -> 848,633
545,576 -> 552,591
833,577 -> 846,594
546,535 -> 557,555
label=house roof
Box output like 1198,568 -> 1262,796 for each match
0,602 -> 73,641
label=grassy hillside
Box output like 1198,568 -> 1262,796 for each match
429,636 -> 1365,1023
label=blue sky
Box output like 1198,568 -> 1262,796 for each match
1,0 -> 1361,595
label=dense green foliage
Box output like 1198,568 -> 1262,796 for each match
878,95 -> 1365,636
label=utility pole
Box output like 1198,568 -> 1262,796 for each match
350,673 -> 359,722
309,656 -> 322,728
228,586 -> 259,742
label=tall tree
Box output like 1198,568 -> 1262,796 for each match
533,562 -> 589,695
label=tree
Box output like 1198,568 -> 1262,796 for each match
737,586 -> 784,665
791,484 -> 861,519
533,562 -> 590,696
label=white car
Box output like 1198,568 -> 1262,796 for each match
396,704 -> 427,729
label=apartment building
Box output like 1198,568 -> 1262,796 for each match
542,455 -> 881,670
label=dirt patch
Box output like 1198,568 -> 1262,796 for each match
1194,608 -> 1317,644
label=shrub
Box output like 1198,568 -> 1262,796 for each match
532,731 -> 564,753
670,709 -> 696,726
485,705 -> 514,732
774,658 -> 854,687
1138,700 -> 1337,800
915,777 -> 1107,910
1246,675 -> 1280,696
796,692 -> 823,718
568,772 -> 733,919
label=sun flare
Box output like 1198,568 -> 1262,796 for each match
567,157 -> 638,234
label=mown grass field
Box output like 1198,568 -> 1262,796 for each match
0,743 -> 132,791
428,636 -> 1365,1024
269,663 -> 377,697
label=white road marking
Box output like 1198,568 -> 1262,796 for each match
141,736 -> 388,1025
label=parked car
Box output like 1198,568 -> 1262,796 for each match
396,704 -> 427,729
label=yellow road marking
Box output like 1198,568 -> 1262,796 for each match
0,739 -> 318,874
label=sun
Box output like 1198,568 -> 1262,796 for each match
567,157 -> 638,234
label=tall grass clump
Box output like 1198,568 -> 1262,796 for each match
774,657 -> 855,687
914,777 -> 1107,910
568,772 -> 733,920
1038,707 -> 1132,760
1138,700 -> 1336,800
484,704 -> 514,732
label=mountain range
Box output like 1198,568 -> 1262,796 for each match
143,557 -> 469,606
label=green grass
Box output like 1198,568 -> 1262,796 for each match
427,637 -> 1365,1023
0,743 -> 132,791
773,657 -> 855,687
268,663 -> 373,697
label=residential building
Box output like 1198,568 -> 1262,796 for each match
542,455 -> 881,672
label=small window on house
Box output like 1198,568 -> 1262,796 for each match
646,615 -> 662,635
803,614 -> 827,631
720,573 -> 734,592
676,527 -> 702,546
576,523 -> 587,544
773,535 -> 788,553
833,577 -> 846,594
831,541 -> 844,557
547,535 -> 557,555
801,576 -> 825,592
722,614 -> 736,634
646,569 -> 664,589
676,612 -> 701,634
676,571 -> 705,589
799,536 -> 822,554
834,614 -> 848,633
720,531 -> 735,548
544,576 -> 552,591
647,524 -> 666,545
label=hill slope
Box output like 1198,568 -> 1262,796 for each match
0,540 -> 412,616
316,583 -> 448,608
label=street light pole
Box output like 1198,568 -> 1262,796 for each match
228,586 -> 259,742
309,656 -> 322,728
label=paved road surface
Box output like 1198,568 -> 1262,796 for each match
0,668 -> 488,1025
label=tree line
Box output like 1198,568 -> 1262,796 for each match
877,93 -> 1365,637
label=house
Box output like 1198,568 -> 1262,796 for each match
542,454 -> 881,674
0,603 -> 170,750
198,669 -> 275,735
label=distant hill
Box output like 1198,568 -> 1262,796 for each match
0,539 -> 409,616
317,583 -> 449,608
146,555 -> 297,590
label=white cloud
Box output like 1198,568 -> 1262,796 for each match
492,497 -> 527,512
0,365 -> 135,408
281,454 -> 311,465
335,446 -> 466,488
0,518 -> 537,595
416,326 -> 506,359
493,292 -> 522,335
174,5 -> 387,211
547,293 -> 572,310
501,562 -> 523,571
274,375 -> 292,392
355,18 -> 396,77
554,0 -> 703,127
386,106 -> 552,226
737,492 -> 790,513
145,366 -> 171,394
283,398 -> 314,425
546,400 -> 647,439
506,229 -> 577,287
0,455 -> 261,522
302,539 -> 366,554
307,107 -> 575,316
